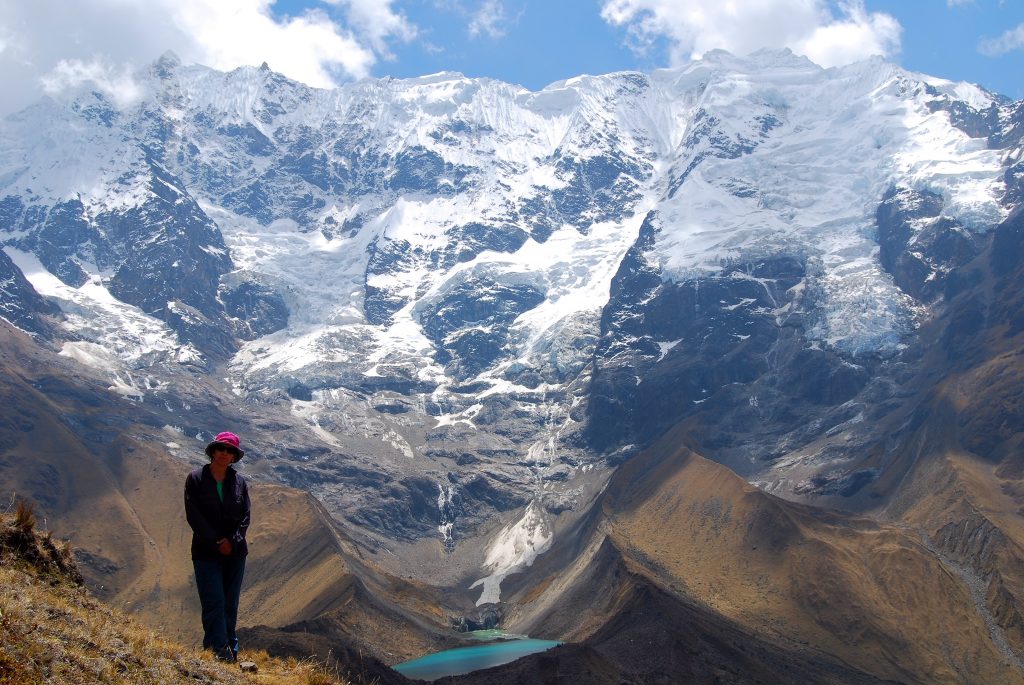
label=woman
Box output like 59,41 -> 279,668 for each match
184,431 -> 251,663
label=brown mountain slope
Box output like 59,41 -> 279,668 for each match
452,207 -> 1024,684
0,501 -> 370,685
864,205 -> 1024,662
496,535 -> 891,685
503,428 -> 1023,684
0,323 -> 451,672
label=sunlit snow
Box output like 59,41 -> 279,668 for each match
0,49 -> 1014,478
4,247 -> 196,372
470,501 -> 553,605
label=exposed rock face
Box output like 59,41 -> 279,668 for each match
877,186 -> 979,302
419,276 -> 547,380
1,49 -> 1024,685
0,161 -> 247,358
0,50 -> 1020,587
0,249 -> 59,336
587,212 -> 811,453
222,282 -> 290,340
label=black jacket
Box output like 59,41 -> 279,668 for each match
184,464 -> 250,561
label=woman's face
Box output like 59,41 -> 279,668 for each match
210,447 -> 235,468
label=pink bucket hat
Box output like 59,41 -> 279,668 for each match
205,431 -> 244,462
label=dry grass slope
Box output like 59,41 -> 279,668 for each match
0,323 -> 450,671
0,500 -> 360,685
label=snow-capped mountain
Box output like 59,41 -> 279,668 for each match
1,48 -> 1021,604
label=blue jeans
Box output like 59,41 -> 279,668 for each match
193,557 -> 246,654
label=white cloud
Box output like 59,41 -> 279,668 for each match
0,0 -> 416,116
40,58 -> 144,110
600,0 -> 901,68
168,0 -> 376,86
947,0 -> 974,6
324,0 -> 417,56
469,0 -> 510,39
978,23 -> 1024,57
797,1 -> 901,68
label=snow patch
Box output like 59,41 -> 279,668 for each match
383,429 -> 415,459
470,501 -> 553,605
656,339 -> 681,361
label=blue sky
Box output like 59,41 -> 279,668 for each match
357,1 -> 1024,99
282,0 -> 1024,98
874,0 -> 1024,99
0,1 -> 1021,117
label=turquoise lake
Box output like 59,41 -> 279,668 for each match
393,637 -> 562,681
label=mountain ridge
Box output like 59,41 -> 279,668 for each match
1,49 -> 1023,682
502,435 -> 1023,683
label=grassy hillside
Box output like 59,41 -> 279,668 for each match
0,321 -> 457,672
0,499 -> 364,685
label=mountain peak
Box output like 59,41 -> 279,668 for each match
692,46 -> 820,73
151,51 -> 181,80
397,70 -> 471,87
156,50 -> 180,66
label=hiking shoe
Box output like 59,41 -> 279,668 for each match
215,646 -> 236,663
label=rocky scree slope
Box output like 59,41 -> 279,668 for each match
0,322 -> 468,679
490,432 -> 1024,684
0,499 -> 382,685
0,48 -> 1020,596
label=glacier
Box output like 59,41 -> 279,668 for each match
0,47 -> 1018,586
